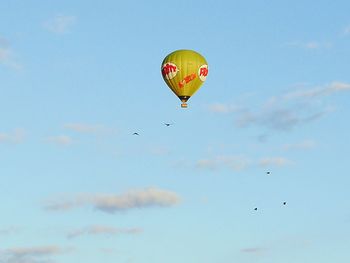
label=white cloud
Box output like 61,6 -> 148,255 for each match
44,15 -> 76,34
0,37 -> 22,70
0,129 -> 26,144
67,225 -> 143,239
43,135 -> 74,146
44,187 -> 180,213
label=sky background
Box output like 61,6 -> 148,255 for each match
1,0 -> 350,262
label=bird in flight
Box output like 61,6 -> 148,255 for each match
254,207 -> 258,211
283,202 -> 287,205
132,132 -> 139,135
266,171 -> 270,175
164,123 -> 173,126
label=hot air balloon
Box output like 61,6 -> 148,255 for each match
161,50 -> 208,108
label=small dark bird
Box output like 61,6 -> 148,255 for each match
283,202 -> 287,205
266,171 -> 271,175
254,207 -> 258,211
164,123 -> 173,126
132,132 -> 139,135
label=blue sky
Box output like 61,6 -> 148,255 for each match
1,0 -> 350,262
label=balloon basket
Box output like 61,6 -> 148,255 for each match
181,102 -> 188,108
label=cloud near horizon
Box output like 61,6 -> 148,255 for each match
44,187 -> 180,213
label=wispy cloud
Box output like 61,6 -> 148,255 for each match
44,187 -> 180,213
239,236 -> 310,259
3,246 -> 62,257
207,103 -> 241,113
0,226 -> 19,236
235,107 -> 329,131
128,144 -> 171,156
286,41 -> 332,49
43,135 -> 74,146
282,140 -> 316,151
0,36 -> 22,70
240,247 -> 266,254
210,81 -> 349,133
284,82 -> 350,99
196,155 -> 251,171
0,129 -> 26,144
99,248 -> 118,254
0,246 -> 69,263
343,25 -> 350,35
240,247 -> 267,257
148,145 -> 170,156
196,155 -> 292,171
67,225 -> 143,239
44,15 -> 76,34
259,157 -> 293,167
64,123 -> 114,134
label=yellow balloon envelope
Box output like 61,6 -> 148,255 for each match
161,50 -> 208,108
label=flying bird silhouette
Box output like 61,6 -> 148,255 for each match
283,202 -> 287,205
164,123 -> 173,126
266,171 -> 271,175
132,132 -> 139,135
254,207 -> 258,211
